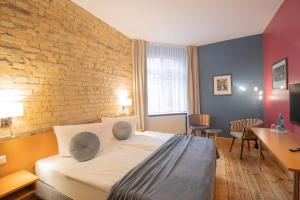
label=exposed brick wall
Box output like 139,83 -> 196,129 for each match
0,0 -> 133,137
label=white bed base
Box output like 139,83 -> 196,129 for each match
36,180 -> 72,200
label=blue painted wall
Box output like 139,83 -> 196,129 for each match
199,35 -> 264,137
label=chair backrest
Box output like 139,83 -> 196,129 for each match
188,114 -> 210,127
245,118 -> 263,128
230,118 -> 263,131
229,119 -> 246,132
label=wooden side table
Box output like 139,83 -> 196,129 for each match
0,170 -> 39,200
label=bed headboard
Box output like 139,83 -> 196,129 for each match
0,116 -> 132,177
0,131 -> 58,177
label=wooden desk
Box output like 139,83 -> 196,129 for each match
251,128 -> 300,200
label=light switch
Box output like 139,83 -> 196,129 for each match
0,155 -> 6,165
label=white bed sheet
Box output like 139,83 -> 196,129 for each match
35,131 -> 173,200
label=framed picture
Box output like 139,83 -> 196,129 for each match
272,58 -> 288,90
213,75 -> 232,95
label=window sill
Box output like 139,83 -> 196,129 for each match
148,113 -> 187,117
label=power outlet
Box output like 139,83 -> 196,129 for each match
0,155 -> 7,165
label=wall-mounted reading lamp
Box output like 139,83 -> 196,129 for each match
120,98 -> 132,110
0,102 -> 24,138
118,90 -> 132,114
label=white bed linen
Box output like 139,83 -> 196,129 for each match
36,131 -> 173,200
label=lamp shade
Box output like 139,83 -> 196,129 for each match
0,102 -> 24,118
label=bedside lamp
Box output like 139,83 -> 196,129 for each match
0,102 -> 24,137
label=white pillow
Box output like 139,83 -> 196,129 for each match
53,123 -> 110,157
102,116 -> 137,139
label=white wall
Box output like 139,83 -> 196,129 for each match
147,114 -> 187,134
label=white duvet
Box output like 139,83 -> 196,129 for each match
36,131 -> 173,196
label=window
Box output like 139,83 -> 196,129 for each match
147,43 -> 187,115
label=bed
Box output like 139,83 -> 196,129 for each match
35,131 -> 216,200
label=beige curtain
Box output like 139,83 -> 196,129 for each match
187,45 -> 200,114
132,40 -> 148,131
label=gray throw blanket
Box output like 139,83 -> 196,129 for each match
107,135 -> 216,200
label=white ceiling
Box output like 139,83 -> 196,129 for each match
71,0 -> 283,45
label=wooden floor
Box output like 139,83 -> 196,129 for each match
215,138 -> 294,200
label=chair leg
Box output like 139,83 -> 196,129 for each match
229,137 -> 235,152
199,130 -> 203,137
240,139 -> 244,160
247,140 -> 250,152
261,152 -> 265,160
191,129 -> 196,136
254,140 -> 259,149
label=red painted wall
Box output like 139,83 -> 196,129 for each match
263,0 -> 300,133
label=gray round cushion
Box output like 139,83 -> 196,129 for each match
112,121 -> 132,140
69,132 -> 100,162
